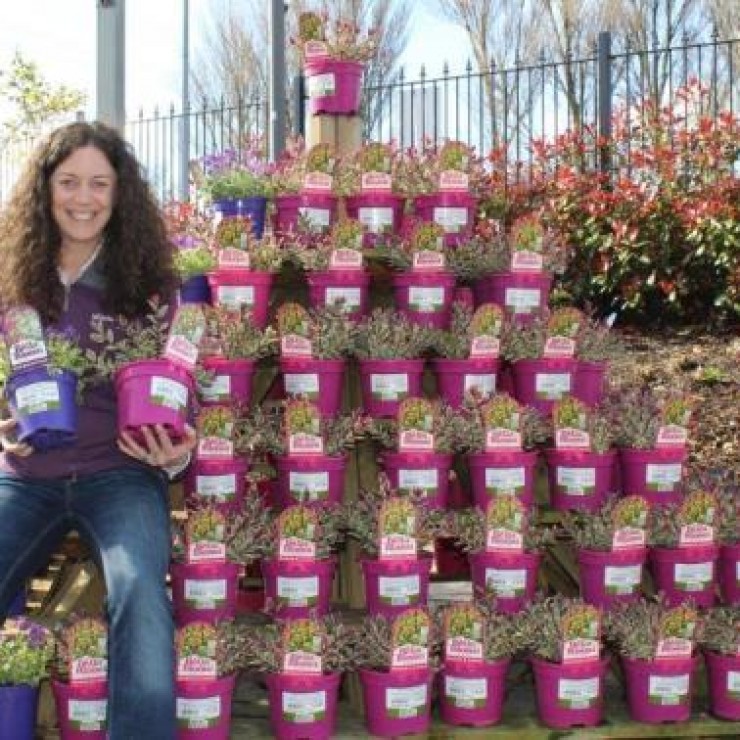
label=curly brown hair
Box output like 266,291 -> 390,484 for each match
0,121 -> 177,324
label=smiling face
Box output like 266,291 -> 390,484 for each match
51,144 -> 117,253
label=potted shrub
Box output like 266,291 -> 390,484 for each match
518,595 -> 609,729
562,495 -> 650,608
0,616 -> 55,740
51,617 -> 108,739
354,609 -> 438,737
456,392 -> 548,511
365,397 -> 464,509
344,476 -> 449,619
574,315 -> 623,407
604,598 -> 701,723
451,498 -> 553,614
239,615 -> 354,740
353,308 -> 432,418
544,395 -> 617,512
174,621 -> 242,740
430,302 -> 505,409
700,606 -> 740,720
294,11 -> 378,116
716,475 -> 740,605
437,598 -> 522,727
275,303 -> 356,417
647,489 -> 719,608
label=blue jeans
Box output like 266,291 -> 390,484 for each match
0,468 -> 175,740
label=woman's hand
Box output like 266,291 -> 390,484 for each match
117,423 -> 197,470
0,416 -> 33,457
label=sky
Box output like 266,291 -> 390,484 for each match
0,0 -> 471,123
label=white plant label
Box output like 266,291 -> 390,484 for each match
289,472 -> 329,502
149,376 -> 188,411
298,207 -> 331,231
445,677 -> 487,709
284,374 -> 320,399
485,467 -> 525,496
15,381 -> 60,415
464,374 -> 496,397
277,576 -> 319,606
674,562 -> 713,591
68,699 -> 107,730
216,285 -> 254,309
385,685 -> 427,718
648,674 -> 689,705
605,565 -> 642,594
176,696 -> 221,729
505,288 -> 542,313
282,691 -> 327,723
325,287 -> 361,312
727,671 -> 740,699
736,560 -> 740,586
308,73 -> 336,97
378,575 -> 420,605
371,374 -> 408,401
198,374 -> 230,402
358,207 -> 394,233
485,568 -> 526,597
184,578 -> 226,608
195,474 -> 236,502
557,467 -> 596,495
398,469 -> 438,495
558,678 -> 599,709
646,464 -> 682,491
433,206 -> 468,232
408,286 -> 445,313
535,373 -> 572,400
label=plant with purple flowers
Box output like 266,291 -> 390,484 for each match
192,141 -> 274,200
0,616 -> 55,685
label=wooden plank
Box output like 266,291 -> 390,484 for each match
307,114 -> 337,149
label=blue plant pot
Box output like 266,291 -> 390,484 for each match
179,274 -> 212,304
212,196 -> 268,238
0,684 -> 38,740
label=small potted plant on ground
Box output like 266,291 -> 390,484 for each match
519,595 -> 609,729
563,495 -> 650,608
700,606 -> 740,720
353,308 -> 432,418
647,489 -> 719,608
574,315 -> 623,407
604,597 -> 701,724
355,609 -> 438,737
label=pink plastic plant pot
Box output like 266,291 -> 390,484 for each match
345,192 -> 404,247
198,357 -> 255,406
648,545 -> 719,608
414,191 -> 477,247
466,450 -> 539,512
618,447 -> 687,507
439,658 -> 510,727
304,58 -> 364,115
544,449 -> 617,513
468,550 -> 540,614
169,561 -> 240,626
392,271 -> 457,329
704,650 -> 740,720
266,671 -> 341,740
719,542 -> 740,605
279,357 -> 346,418
357,358 -> 426,418
114,358 -> 194,445
379,451 -> 453,510
274,454 -> 347,509
577,547 -> 647,609
621,654 -> 699,724
206,270 -> 273,328
431,357 -> 501,409
473,272 -> 551,324
358,667 -> 434,738
261,557 -> 336,619
184,457 -> 248,514
574,360 -> 608,407
361,557 -> 432,619
175,673 -> 237,739
306,269 -> 370,321
531,656 -> 608,729
511,358 -> 579,416
273,193 -> 338,236
51,679 -> 108,740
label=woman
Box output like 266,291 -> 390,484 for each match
0,121 -> 196,739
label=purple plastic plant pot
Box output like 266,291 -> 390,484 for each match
621,654 -> 699,724
175,673 -> 237,739
279,357 -> 346,418
379,451 -> 453,509
304,58 -> 364,115
392,271 -> 457,329
52,679 -> 107,740
544,448 -> 617,513
466,450 -> 539,512
266,671 -> 341,740
273,193 -> 338,237
468,550 -> 540,614
169,561 -> 240,626
357,358 -> 426,418
184,457 -> 248,514
261,557 -> 336,619
648,544 -> 719,608
0,684 -> 39,740
114,358 -> 193,446
574,360 -> 608,407
431,357 -> 500,409
414,191 -> 476,247
361,557 -> 432,619
345,192 -> 404,247
198,357 -> 255,406
704,650 -> 740,720
306,269 -> 370,321
719,542 -> 740,605
439,658 -> 510,727
211,196 -> 268,238
274,454 -> 347,509
577,547 -> 647,609
511,357 -> 579,416
474,272 -> 552,324
206,269 -> 273,328
619,447 -> 687,507
531,656 -> 608,729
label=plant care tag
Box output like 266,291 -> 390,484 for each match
303,171 -> 333,192
165,305 -> 206,371
443,604 -> 484,663
371,373 -> 408,401
282,619 -> 323,674
196,407 -> 235,460
438,170 -> 469,191
611,496 -> 649,550
185,508 -> 227,564
412,251 -> 446,271
67,618 -> 108,684
361,171 -> 393,191
485,429 -> 522,451
560,604 -> 601,664
483,396 -> 522,451
397,398 -> 435,452
303,39 -> 329,60
470,336 -> 500,358
656,605 -> 697,660
277,303 -> 313,358
176,622 -> 218,681
544,336 -> 577,359
677,491 -> 716,547
329,248 -> 363,270
511,250 -> 544,272
289,471 -> 329,502
485,497 -> 526,552
378,498 -> 417,559
555,428 -> 591,449
679,523 -> 715,547
390,609 -> 430,670
278,506 -> 318,560
656,424 -> 689,447
3,306 -> 48,370
149,376 -> 188,411
277,576 -> 319,607
281,334 -> 313,358
217,247 -> 250,270
379,575 -> 420,606
285,400 -> 324,455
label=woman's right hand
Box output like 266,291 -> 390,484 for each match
0,416 -> 33,457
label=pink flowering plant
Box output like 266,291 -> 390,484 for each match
293,11 -> 380,63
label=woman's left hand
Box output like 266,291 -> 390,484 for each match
117,423 -> 198,469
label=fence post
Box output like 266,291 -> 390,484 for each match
293,74 -> 306,140
268,0 -> 287,161
597,31 -> 612,176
